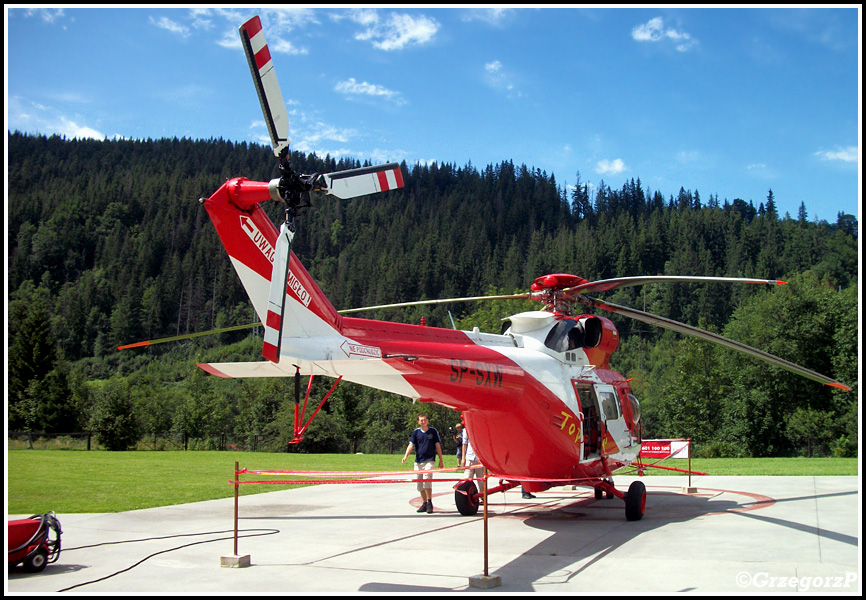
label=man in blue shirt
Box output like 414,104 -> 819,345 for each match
402,414 -> 444,513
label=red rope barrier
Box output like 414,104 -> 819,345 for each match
230,467 -> 615,488
230,478 -> 478,485
242,467 -> 463,477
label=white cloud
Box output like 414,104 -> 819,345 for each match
746,163 -> 775,180
815,146 -> 858,163
270,38 -> 308,55
149,16 -> 190,38
216,29 -> 241,49
22,8 -> 66,24
335,78 -> 405,105
461,8 -> 514,26
350,10 -> 439,51
8,95 -> 105,140
632,17 -> 696,52
298,121 -> 358,146
189,9 -> 213,30
595,158 -> 627,176
58,117 -> 105,140
483,60 -> 521,97
265,7 -> 320,31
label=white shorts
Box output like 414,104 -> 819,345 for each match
463,463 -> 484,482
414,460 -> 435,491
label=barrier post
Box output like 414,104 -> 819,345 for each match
483,468 -> 488,576
220,461 -> 251,568
688,439 -> 692,489
683,438 -> 698,494
469,468 -> 501,588
234,461 -> 239,556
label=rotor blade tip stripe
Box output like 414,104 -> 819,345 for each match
254,45 -> 272,72
826,381 -> 851,391
241,17 -> 263,37
262,343 -> 280,363
117,341 -> 152,350
266,309 -> 282,330
777,280 -> 787,285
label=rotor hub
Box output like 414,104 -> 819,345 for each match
531,274 -> 587,315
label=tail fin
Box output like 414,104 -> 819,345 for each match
201,179 -> 341,358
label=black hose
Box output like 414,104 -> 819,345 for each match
56,528 -> 280,592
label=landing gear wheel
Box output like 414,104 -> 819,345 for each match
625,480 -> 646,521
23,547 -> 48,573
594,487 -> 603,500
455,480 -> 479,516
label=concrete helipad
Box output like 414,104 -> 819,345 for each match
6,476 -> 860,594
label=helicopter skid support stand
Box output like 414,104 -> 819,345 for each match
221,461 -> 251,568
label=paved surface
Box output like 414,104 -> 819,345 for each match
6,476 -> 860,594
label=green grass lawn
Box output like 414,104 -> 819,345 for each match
6,450 -> 858,514
6,451 -> 413,514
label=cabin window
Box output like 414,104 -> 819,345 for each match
598,391 -> 620,420
628,393 -> 641,425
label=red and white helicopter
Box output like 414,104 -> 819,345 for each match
123,16 -> 850,521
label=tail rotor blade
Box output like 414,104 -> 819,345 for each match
262,221 -> 293,363
321,163 -> 404,199
239,16 -> 290,156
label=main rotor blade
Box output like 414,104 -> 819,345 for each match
567,276 -> 786,295
577,295 -> 850,391
117,323 -> 260,350
338,293 -> 532,314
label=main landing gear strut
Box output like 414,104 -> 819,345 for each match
596,478 -> 646,521
454,479 -> 521,516
455,477 -> 646,521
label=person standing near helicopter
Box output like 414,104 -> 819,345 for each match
453,423 -> 464,466
402,414 -> 444,514
461,422 -> 484,483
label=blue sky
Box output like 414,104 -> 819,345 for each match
6,7 -> 860,221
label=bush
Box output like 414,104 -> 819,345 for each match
89,380 -> 139,451
694,441 -> 742,458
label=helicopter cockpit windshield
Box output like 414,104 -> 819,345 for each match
544,317 -> 603,353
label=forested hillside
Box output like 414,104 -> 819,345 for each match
7,132 -> 858,457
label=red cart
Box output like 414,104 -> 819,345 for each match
8,512 -> 62,573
